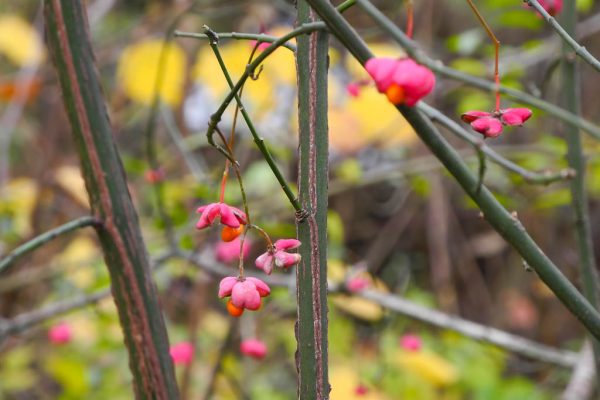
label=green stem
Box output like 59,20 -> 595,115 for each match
418,103 -> 574,184
304,0 -> 600,340
202,25 -> 326,212
528,0 -> 600,73
295,1 -> 330,398
356,0 -> 600,141
0,216 -> 101,274
561,0 -> 600,374
44,1 -> 179,397
475,143 -> 486,195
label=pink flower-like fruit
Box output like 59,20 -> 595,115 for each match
365,57 -> 435,106
170,341 -> 194,366
196,202 -> 247,229
48,322 -> 72,345
255,239 -> 302,275
216,237 -> 251,264
240,338 -> 268,359
461,108 -> 532,138
219,276 -> 270,311
400,333 -> 422,352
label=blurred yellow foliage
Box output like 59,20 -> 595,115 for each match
193,40 -> 277,114
53,236 -> 99,289
329,260 -> 387,322
117,39 -> 185,106
394,350 -> 459,387
55,165 -> 88,207
330,366 -> 385,400
0,178 -> 38,237
0,14 -> 45,66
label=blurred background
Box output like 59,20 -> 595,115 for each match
1,0 -> 600,398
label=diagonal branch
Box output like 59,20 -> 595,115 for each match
303,0 -> 600,340
44,1 -> 179,397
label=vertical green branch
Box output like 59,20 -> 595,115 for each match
296,1 -> 330,399
562,1 -> 600,373
44,1 -> 179,398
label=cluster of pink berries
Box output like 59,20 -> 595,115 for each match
361,56 -> 533,138
195,202 -> 301,317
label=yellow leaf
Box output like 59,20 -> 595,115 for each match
0,15 -> 45,66
332,294 -> 384,322
53,236 -> 99,289
0,178 -> 38,237
193,41 -> 275,114
55,165 -> 89,207
329,107 -> 368,154
394,350 -> 459,387
330,365 -> 385,400
346,85 -> 416,146
117,39 -> 185,106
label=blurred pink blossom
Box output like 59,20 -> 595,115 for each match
240,338 -> 267,359
170,341 -> 194,366
400,333 -> 422,352
346,82 -> 361,97
48,322 -> 72,345
355,384 -> 369,396
345,276 -> 370,293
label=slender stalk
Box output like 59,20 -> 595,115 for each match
465,0 -> 501,111
527,0 -> 600,73
418,102 -> 575,184
405,0 -> 414,39
175,31 -> 297,51
295,1 -> 330,398
561,0 -> 600,375
0,216 -> 101,274
303,0 -> 600,340
44,1 -> 179,397
355,0 -> 600,141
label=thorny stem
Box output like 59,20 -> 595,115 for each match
561,0 -> 600,374
207,32 -> 279,278
197,22 -> 326,213
465,0 -> 501,111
